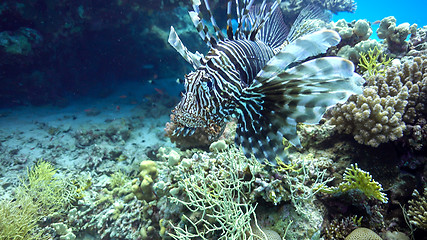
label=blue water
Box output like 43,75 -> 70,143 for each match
334,0 -> 427,27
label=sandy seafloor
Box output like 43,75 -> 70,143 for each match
0,79 -> 178,206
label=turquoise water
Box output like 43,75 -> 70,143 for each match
334,0 -> 427,27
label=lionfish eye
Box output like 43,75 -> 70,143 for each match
207,80 -> 213,89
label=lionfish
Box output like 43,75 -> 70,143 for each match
168,0 -> 364,164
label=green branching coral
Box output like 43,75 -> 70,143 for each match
0,193 -> 48,240
358,47 -> 393,77
321,164 -> 388,203
18,160 -> 82,215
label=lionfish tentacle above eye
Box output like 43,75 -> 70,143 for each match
168,0 -> 365,165
168,26 -> 204,69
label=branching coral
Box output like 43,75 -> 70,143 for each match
358,47 -> 393,77
0,193 -> 48,240
409,25 -> 427,56
407,187 -> 427,230
321,164 -> 388,203
18,159 -> 82,215
168,148 -> 261,240
328,61 -> 409,147
330,54 -> 427,149
400,56 -> 427,150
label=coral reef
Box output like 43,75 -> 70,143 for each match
280,0 -> 356,23
0,194 -> 48,240
377,16 -> 417,56
168,148 -> 260,239
407,187 -> 427,230
330,54 -> 427,150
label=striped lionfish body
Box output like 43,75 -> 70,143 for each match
168,0 -> 364,164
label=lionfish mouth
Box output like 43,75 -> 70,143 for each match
170,108 -> 226,139
170,110 -> 205,137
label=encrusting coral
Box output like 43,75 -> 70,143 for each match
377,16 -> 417,56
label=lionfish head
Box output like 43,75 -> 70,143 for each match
171,69 -> 223,137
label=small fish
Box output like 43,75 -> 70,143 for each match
372,20 -> 381,25
168,0 -> 364,164
154,88 -> 164,95
141,64 -> 155,69
119,95 -> 128,99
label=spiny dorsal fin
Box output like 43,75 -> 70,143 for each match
226,0 -> 234,40
189,0 -> 217,47
248,1 -> 288,49
286,4 -> 331,42
202,0 -> 225,41
235,0 -> 256,39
